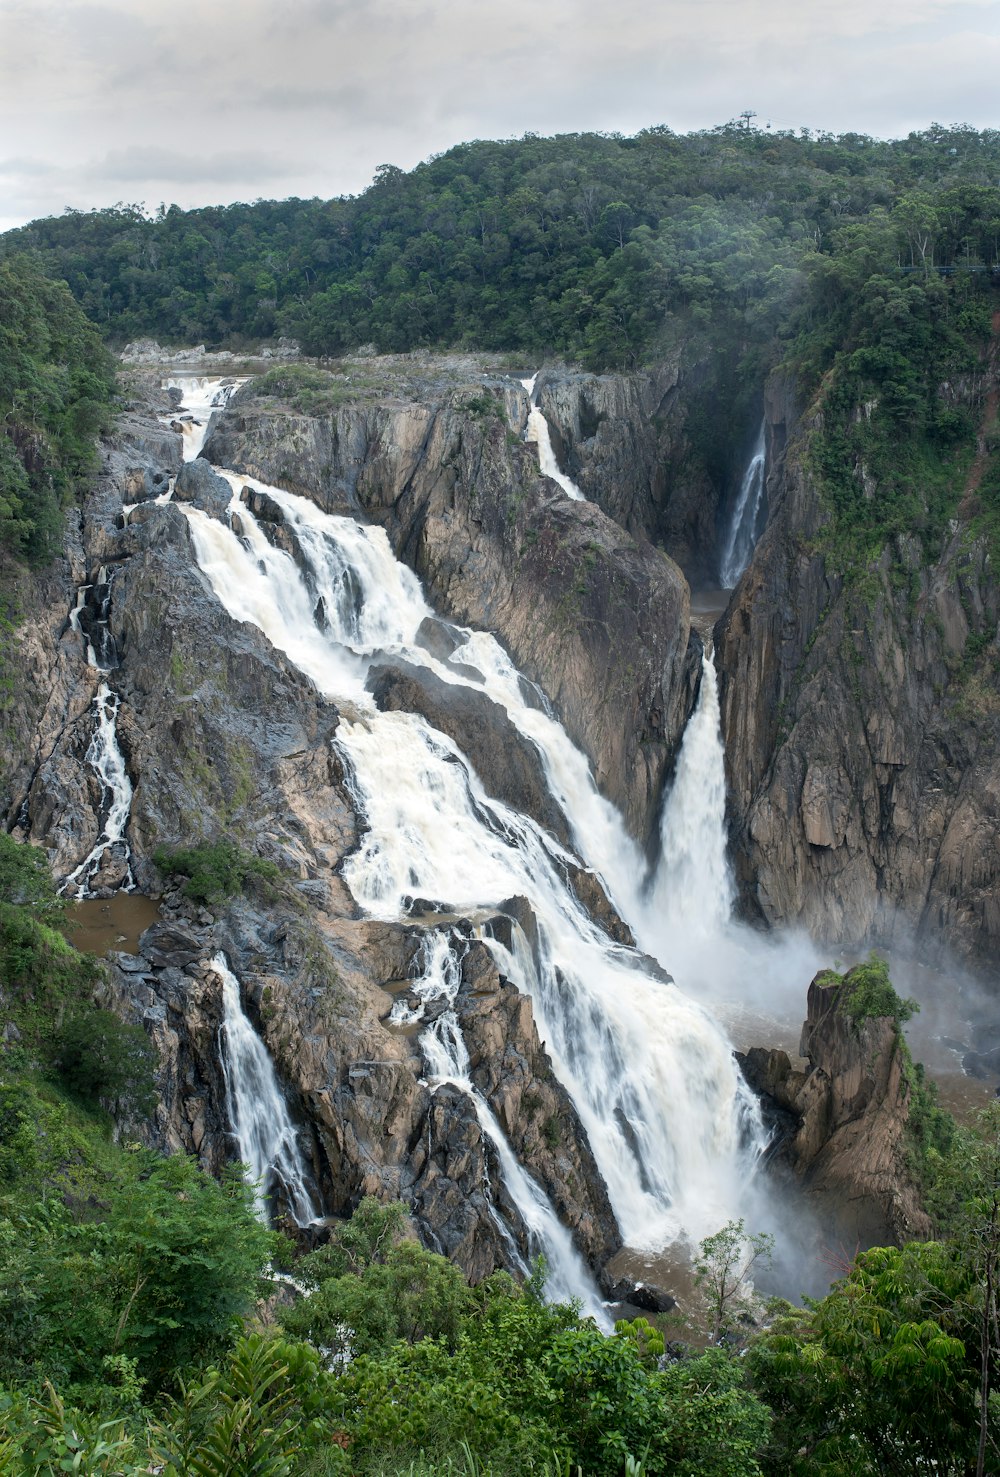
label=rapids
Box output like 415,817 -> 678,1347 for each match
181,448 -> 768,1271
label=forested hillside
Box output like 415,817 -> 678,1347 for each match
5,122 -> 999,578
4,123 -> 999,369
0,256 -> 115,563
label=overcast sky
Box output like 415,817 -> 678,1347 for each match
1,0 -> 998,233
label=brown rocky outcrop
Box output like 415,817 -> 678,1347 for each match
533,360 -> 724,585
717,371 -> 1000,970
11,371 -> 624,1289
203,375 -> 699,850
739,968 -> 933,1248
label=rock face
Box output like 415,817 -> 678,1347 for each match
366,656 -> 572,848
173,457 -> 234,517
7,369 -> 631,1291
739,968 -> 933,1248
533,362 -> 715,584
717,371 -> 1000,971
205,377 -> 699,850
101,900 -> 620,1280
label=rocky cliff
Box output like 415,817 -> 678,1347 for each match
739,967 -> 933,1248
716,370 -> 1000,973
4,368 -> 650,1288
203,369 -> 700,851
532,360 -> 734,588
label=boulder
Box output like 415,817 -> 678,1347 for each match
174,458 -> 233,518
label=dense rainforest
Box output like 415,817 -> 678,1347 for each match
2,122 -> 1000,1473
0,831 -> 998,1473
4,121 -> 1000,577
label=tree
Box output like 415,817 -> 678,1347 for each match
695,1218 -> 775,1345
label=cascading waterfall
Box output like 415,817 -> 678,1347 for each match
59,682 -> 135,897
719,420 -> 767,589
68,567 -> 118,670
393,932 -> 607,1321
165,376 -> 244,463
643,648 -> 734,947
181,463 -> 767,1270
212,951 -> 322,1226
520,374 -> 586,501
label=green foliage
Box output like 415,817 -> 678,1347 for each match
0,832 -> 65,920
54,1006 -> 157,1116
0,1382 -> 149,1475
694,1218 -> 774,1346
0,838 -> 103,1054
838,955 -> 919,1028
748,1240 -> 985,1475
283,1237 -> 474,1359
0,1151 -> 276,1389
152,838 -> 279,905
154,1333 -> 342,1477
0,253 -> 115,562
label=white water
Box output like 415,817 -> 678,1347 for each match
164,376 -> 246,462
68,566 -> 117,670
181,473 -> 766,1263
59,682 -> 135,897
68,585 -> 97,668
720,421 -> 766,589
521,374 -> 586,502
644,649 -> 734,945
397,932 -> 608,1322
212,951 -> 321,1225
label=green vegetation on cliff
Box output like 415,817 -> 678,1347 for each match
1,870 -> 997,1476
0,255 -> 116,564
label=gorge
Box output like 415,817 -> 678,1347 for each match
6,342 -> 995,1325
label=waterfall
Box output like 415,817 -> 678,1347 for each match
395,932 -> 608,1322
719,421 -> 766,588
59,682 -> 135,897
164,376 -> 244,462
520,374 -> 587,502
181,472 -> 766,1263
212,951 -> 322,1226
644,648 -> 734,945
69,567 -> 118,670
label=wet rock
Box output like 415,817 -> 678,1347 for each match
739,967 -> 933,1247
604,1277 -> 677,1313
174,458 -> 233,518
367,656 -> 572,847
558,859 -> 634,946
139,922 -> 205,969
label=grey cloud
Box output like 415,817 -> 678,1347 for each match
93,146 -> 298,185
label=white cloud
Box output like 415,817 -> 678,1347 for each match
0,0 -> 997,229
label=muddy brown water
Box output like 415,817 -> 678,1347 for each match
62,893 -> 162,956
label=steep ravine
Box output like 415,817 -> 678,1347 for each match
716,372 -> 1000,973
5,366 -> 762,1304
